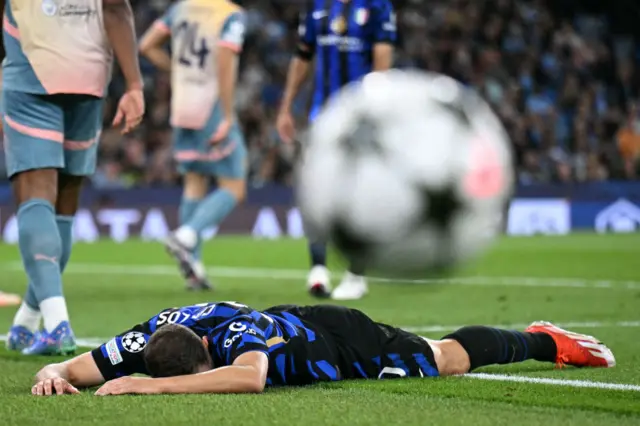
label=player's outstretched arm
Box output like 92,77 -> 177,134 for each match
94,351 -> 268,396
276,5 -> 315,144
103,0 -> 144,91
139,23 -> 172,73
371,0 -> 396,71
104,0 -> 145,134
373,43 -> 394,71
33,352 -> 106,396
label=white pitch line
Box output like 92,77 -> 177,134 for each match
465,373 -> 640,392
2,262 -> 640,290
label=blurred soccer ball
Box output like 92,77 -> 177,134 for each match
296,70 -> 514,277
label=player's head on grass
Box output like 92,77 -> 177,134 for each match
144,324 -> 213,377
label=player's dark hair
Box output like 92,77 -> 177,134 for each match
144,324 -> 213,378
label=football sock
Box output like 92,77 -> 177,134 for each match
12,302 -> 41,333
444,326 -> 557,371
56,215 -> 74,272
14,215 -> 74,331
25,286 -> 39,310
17,199 -> 69,332
348,261 -> 366,276
309,242 -> 327,266
180,189 -> 237,239
40,296 -> 70,333
179,198 -> 203,260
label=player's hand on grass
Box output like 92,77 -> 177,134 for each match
211,118 -> 233,144
32,378 -> 80,396
276,110 -> 295,143
113,88 -> 145,135
94,376 -> 158,396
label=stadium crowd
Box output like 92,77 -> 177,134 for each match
1,0 -> 639,187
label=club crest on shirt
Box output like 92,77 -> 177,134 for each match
41,0 -> 57,16
355,8 -> 369,26
331,16 -> 347,35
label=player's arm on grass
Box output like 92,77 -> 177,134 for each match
277,2 -> 317,143
33,353 -> 104,395
138,4 -> 178,72
372,0 -> 397,71
32,323 -> 152,395
212,12 -> 247,142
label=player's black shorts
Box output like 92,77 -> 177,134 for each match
266,304 -> 440,379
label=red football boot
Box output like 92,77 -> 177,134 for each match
525,321 -> 616,368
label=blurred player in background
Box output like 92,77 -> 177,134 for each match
277,0 -> 397,301
139,0 -> 248,291
3,0 -> 145,355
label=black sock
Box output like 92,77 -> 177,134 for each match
348,261 -> 366,276
444,326 -> 557,371
309,242 -> 327,267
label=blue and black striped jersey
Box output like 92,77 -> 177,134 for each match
92,302 -> 439,386
298,0 -> 397,120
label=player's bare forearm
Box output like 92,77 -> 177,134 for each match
35,353 -> 106,388
156,364 -> 265,394
373,43 -> 394,71
103,0 -> 144,90
94,348 -> 268,396
139,26 -> 171,73
217,46 -> 238,121
142,48 -> 171,73
279,56 -> 311,113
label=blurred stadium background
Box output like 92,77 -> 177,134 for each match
1,0 -> 640,240
1,2 -> 639,423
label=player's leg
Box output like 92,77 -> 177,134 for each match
332,262 -> 368,301
20,94 -> 103,355
307,244 -> 368,301
57,93 -> 102,275
3,91 -> 72,354
164,127 -> 206,288
179,171 -> 208,262
163,127 -> 213,290
428,322 -> 615,376
173,133 -> 245,245
306,242 -> 332,298
165,124 -> 246,289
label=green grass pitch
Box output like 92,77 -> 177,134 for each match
0,234 -> 639,425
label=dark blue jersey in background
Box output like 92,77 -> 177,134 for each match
298,0 -> 397,120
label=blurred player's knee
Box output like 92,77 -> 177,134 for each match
182,187 -> 238,235
218,177 -> 246,203
182,172 -> 209,199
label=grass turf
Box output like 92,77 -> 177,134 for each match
0,234 -> 639,425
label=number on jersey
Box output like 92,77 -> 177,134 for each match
175,21 -> 210,69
